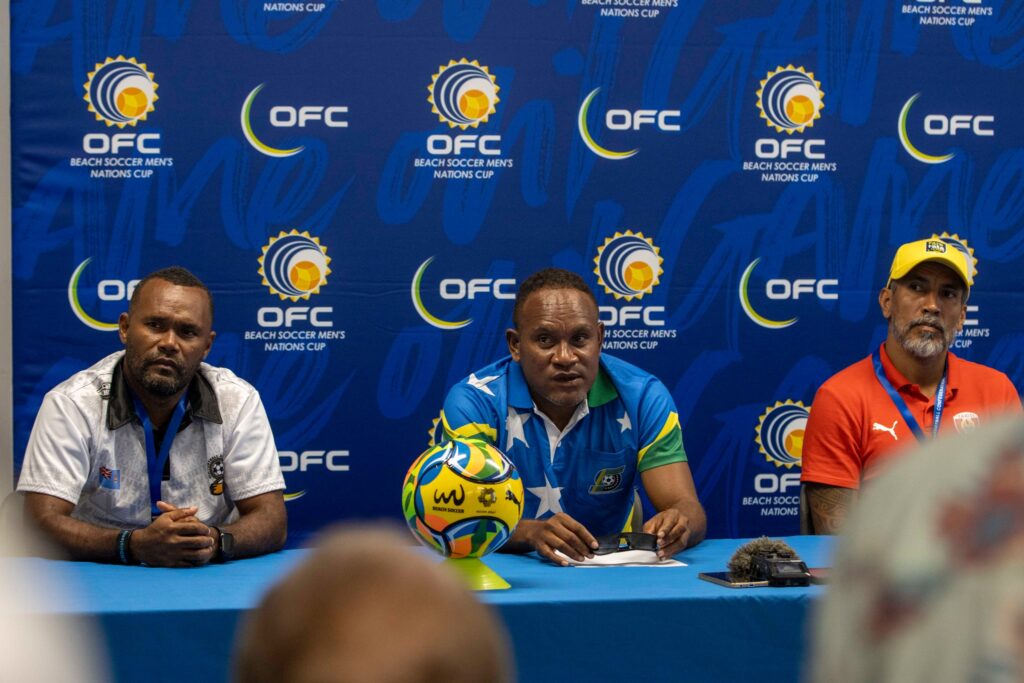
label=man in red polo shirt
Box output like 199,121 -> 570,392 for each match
801,238 -> 1022,534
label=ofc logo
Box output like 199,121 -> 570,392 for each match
257,230 -> 333,328
84,57 -> 157,128
577,88 -> 680,160
739,259 -> 838,329
426,59 -> 501,155
898,93 -> 994,164
279,449 -> 350,502
67,258 -> 139,331
241,83 -> 349,158
754,66 -> 825,160
755,400 -> 809,469
82,56 -> 161,154
279,450 -> 349,472
411,257 -> 515,330
594,231 -> 665,327
754,472 -> 801,494
595,231 -> 662,300
933,232 -> 986,347
756,66 -> 823,133
426,414 -> 444,447
932,231 -> 977,280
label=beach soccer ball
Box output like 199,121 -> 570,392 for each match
402,439 -> 524,559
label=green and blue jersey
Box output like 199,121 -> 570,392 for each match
440,353 -> 686,536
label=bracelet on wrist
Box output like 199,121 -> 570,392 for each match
117,529 -> 136,565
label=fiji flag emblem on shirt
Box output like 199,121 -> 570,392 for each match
98,466 -> 121,490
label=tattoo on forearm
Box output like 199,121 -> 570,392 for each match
806,484 -> 856,535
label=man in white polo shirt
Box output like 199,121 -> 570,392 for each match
18,267 -> 286,567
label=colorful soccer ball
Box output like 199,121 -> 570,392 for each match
402,439 -> 524,559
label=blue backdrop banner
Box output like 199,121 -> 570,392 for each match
11,0 -> 1024,542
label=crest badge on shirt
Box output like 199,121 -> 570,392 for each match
98,466 -> 120,490
953,412 -> 980,433
589,466 -> 625,494
208,455 -> 225,495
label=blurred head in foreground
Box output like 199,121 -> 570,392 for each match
810,415 -> 1024,682
234,524 -> 513,683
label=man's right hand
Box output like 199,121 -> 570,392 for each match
130,506 -> 215,567
517,513 -> 598,566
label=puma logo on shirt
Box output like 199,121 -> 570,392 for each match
872,420 -> 899,441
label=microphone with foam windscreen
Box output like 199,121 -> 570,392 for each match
727,536 -> 810,586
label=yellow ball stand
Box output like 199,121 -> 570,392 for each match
445,557 -> 511,591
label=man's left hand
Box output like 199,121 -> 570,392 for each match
642,509 -> 691,559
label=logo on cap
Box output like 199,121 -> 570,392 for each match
925,240 -> 946,253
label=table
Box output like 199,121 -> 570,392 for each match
8,536 -> 833,682
486,535 -> 832,682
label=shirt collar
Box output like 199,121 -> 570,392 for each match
534,400 -> 589,444
507,357 -> 620,410
878,342 -> 960,399
107,357 -> 223,430
588,361 -> 618,408
508,359 -> 534,410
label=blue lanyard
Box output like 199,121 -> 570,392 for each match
133,395 -> 188,517
872,348 -> 947,442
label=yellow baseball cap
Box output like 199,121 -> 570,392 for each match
887,238 -> 972,297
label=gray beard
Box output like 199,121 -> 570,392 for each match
892,316 -> 956,360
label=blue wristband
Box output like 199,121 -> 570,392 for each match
117,529 -> 134,565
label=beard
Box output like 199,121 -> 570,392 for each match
892,315 -> 957,360
124,352 -> 190,397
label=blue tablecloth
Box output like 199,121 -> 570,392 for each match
10,536 -> 834,682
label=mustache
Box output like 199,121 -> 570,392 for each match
908,316 -> 945,334
143,356 -> 183,373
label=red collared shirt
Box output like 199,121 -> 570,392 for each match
801,343 -> 1022,489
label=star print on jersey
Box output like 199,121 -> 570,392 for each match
467,373 -> 499,396
506,407 -> 531,451
528,475 -> 564,517
441,355 -> 689,537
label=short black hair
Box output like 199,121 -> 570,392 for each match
512,268 -> 597,328
129,266 -> 214,321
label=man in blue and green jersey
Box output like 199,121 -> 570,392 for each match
439,268 -> 706,565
